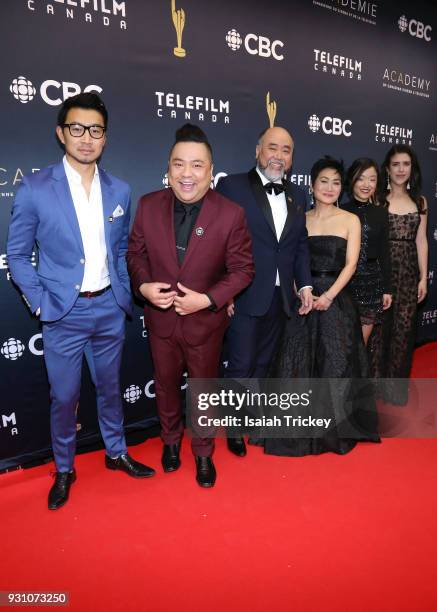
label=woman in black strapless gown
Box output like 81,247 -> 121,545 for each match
264,157 -> 379,457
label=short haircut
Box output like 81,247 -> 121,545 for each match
170,123 -> 213,160
310,156 -> 344,185
57,92 -> 108,128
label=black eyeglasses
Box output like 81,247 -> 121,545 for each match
62,123 -> 106,139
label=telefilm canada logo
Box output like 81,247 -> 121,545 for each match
422,308 -> 437,326
10,76 -> 103,106
382,68 -> 431,99
154,91 -> 230,124
374,123 -> 413,146
313,49 -> 362,81
398,15 -> 432,42
26,0 -> 128,30
225,28 -> 285,61
313,0 -> 378,26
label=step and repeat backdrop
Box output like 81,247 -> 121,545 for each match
1,0 -> 436,471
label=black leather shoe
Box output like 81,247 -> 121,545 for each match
162,444 -> 181,473
195,456 -> 216,488
48,469 -> 76,510
227,436 -> 247,457
105,453 -> 155,478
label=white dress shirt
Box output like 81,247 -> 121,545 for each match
63,156 -> 110,292
256,167 -> 287,286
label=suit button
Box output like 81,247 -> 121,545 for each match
75,284 -> 80,290
277,248 -> 281,253
80,258 -> 85,264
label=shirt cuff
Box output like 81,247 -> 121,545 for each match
205,292 -> 216,311
297,285 -> 313,294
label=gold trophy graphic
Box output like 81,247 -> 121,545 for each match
171,0 -> 186,58
266,91 -> 277,128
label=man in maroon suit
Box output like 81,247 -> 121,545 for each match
127,124 -> 254,487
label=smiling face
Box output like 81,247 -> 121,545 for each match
387,152 -> 412,188
353,166 -> 378,202
313,167 -> 342,206
168,141 -> 212,203
56,107 -> 106,170
256,127 -> 293,182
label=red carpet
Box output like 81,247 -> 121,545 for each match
1,344 -> 437,612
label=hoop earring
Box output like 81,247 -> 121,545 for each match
386,175 -> 391,191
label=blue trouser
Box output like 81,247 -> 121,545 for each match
42,289 -> 127,472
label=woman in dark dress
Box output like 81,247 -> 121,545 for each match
342,158 -> 392,345
368,145 -> 428,405
264,157 -> 379,457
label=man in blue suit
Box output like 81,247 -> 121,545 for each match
216,126 -> 313,456
7,93 -> 155,510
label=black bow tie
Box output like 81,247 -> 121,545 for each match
264,181 -> 285,196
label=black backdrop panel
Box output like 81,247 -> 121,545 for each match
1,0 -> 436,470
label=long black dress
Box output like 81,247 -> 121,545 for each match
368,211 -> 421,405
342,199 -> 391,325
263,235 -> 379,456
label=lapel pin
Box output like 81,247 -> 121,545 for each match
108,216 -> 114,223
195,227 -> 204,236
287,196 -> 293,203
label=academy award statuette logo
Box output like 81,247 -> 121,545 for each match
266,91 -> 277,128
171,0 -> 186,58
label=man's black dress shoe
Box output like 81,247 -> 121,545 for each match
227,436 -> 247,457
195,456 -> 216,488
105,453 -> 156,478
48,469 -> 76,510
162,444 -> 181,473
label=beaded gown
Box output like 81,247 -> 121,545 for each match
368,211 -> 420,405
263,235 -> 379,456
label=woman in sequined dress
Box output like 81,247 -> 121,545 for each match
369,145 -> 428,405
342,158 -> 392,345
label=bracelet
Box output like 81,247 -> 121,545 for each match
322,292 -> 333,303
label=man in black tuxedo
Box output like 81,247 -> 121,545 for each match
216,127 -> 312,456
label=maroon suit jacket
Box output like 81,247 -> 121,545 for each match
127,188 -> 254,345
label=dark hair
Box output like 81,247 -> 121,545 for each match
310,156 -> 344,186
57,92 -> 108,128
170,123 -> 213,160
381,144 -> 425,213
346,157 -> 380,203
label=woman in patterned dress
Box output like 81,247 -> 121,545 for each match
369,145 -> 428,405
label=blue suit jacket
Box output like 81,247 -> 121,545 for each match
216,168 -> 311,316
7,160 -> 132,322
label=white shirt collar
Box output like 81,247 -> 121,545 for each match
63,155 -> 99,185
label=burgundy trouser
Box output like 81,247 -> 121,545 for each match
148,318 -> 224,456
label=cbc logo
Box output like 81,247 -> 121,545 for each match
225,28 -> 284,61
398,15 -> 432,41
9,76 -> 37,104
0,334 -> 43,361
9,75 -> 103,106
1,338 -> 25,361
124,385 -> 143,404
308,114 -> 352,138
